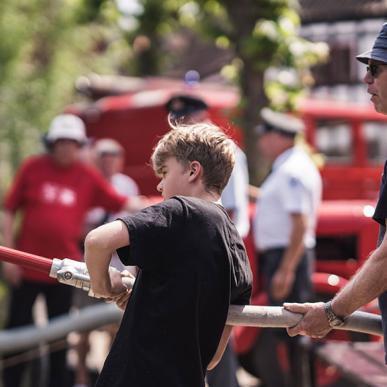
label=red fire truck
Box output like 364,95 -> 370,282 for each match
67,77 -> 387,384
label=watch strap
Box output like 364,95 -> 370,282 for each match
324,300 -> 345,327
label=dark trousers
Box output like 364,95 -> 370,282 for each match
2,280 -> 73,387
256,248 -> 314,387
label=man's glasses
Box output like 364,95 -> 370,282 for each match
367,63 -> 387,78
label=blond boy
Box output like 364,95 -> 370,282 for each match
85,122 -> 252,387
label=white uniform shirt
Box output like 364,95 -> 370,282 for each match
221,146 -> 250,238
253,147 -> 322,251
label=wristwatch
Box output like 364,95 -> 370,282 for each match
324,300 -> 345,327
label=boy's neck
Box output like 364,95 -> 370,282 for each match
188,187 -> 220,203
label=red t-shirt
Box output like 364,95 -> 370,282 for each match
4,154 -> 127,283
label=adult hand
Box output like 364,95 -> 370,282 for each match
271,268 -> 295,301
284,302 -> 332,338
2,262 -> 22,287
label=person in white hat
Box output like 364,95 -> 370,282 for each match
46,114 -> 88,143
1,114 -> 145,387
42,113 -> 88,166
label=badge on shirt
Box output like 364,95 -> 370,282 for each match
289,177 -> 301,188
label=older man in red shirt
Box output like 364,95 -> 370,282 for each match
2,114 -> 143,387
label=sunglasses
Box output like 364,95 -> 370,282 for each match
366,63 -> 387,78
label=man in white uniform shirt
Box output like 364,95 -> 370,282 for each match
221,146 -> 250,238
253,108 -> 322,387
166,95 -> 250,238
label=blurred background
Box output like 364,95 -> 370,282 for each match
1,1 -> 387,386
1,0 -> 385,191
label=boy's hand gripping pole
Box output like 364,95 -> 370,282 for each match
50,258 -> 134,295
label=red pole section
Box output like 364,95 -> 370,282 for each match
0,246 -> 52,274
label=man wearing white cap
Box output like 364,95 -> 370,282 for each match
253,108 -> 322,386
285,22 -> 387,365
1,114 -> 144,387
86,138 -> 140,239
166,94 -> 250,239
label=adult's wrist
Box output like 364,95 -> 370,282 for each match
324,300 -> 346,327
331,298 -> 351,318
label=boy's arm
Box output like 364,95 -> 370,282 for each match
207,324 -> 233,370
84,220 -> 130,298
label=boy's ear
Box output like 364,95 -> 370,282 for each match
188,161 -> 202,181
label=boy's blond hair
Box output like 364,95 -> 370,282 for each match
151,122 -> 236,194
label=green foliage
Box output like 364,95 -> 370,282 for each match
120,0 -> 180,75
0,0 -> 130,179
0,0 -> 329,189
124,0 -> 327,112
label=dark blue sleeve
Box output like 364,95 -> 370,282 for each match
116,197 -> 185,269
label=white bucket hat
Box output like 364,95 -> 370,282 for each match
46,114 -> 87,145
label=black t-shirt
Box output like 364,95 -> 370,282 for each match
95,196 -> 252,387
374,160 -> 387,242
373,161 -> 387,363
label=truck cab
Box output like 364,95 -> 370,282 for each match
299,99 -> 385,278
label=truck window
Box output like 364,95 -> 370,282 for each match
362,121 -> 387,164
316,235 -> 357,262
315,119 -> 352,164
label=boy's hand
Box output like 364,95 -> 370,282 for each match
107,269 -> 135,309
92,269 -> 135,299
109,268 -> 128,294
113,289 -> 132,310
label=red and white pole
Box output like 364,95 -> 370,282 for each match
0,245 -> 134,294
0,245 -> 52,274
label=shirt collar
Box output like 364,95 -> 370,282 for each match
272,147 -> 296,171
